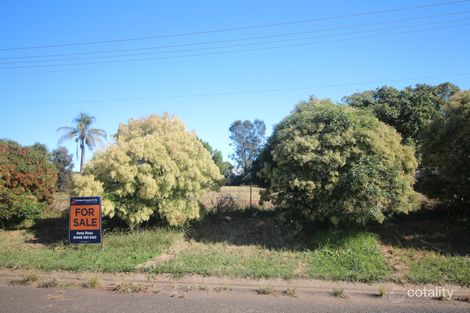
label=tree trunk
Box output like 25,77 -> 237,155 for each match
80,142 -> 85,172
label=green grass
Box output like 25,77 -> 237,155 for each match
151,229 -> 391,283
0,228 -> 179,272
399,249 -> 470,287
1,188 -> 468,286
304,230 -> 391,283
151,242 -> 302,279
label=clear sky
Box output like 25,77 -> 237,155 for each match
1,0 -> 469,170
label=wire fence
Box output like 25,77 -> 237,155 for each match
199,185 -> 274,210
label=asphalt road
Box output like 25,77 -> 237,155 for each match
1,286 -> 469,313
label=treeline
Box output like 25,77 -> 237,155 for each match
233,82 -> 469,224
343,83 -> 469,207
1,82 -> 468,228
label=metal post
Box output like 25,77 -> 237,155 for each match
250,185 -> 253,208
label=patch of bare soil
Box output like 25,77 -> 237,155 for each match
293,261 -> 308,277
1,230 -> 44,249
1,230 -> 25,240
136,237 -> 190,271
380,245 -> 409,284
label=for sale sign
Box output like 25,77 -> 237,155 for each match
69,196 -> 102,244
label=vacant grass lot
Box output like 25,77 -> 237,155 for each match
399,249 -> 470,286
151,230 -> 391,282
0,228 -> 179,272
153,243 -> 304,279
0,187 -> 468,286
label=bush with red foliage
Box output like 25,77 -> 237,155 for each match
0,140 -> 57,223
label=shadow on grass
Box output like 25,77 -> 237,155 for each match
24,201 -> 468,257
190,205 -> 470,256
188,207 -> 362,251
25,215 -> 131,245
26,217 -> 68,245
189,208 -> 290,249
368,207 -> 470,256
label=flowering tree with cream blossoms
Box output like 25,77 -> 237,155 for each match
258,100 -> 419,225
73,114 -> 223,228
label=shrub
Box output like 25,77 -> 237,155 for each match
0,140 -> 57,223
73,114 -> 223,228
259,99 -> 419,225
420,91 -> 470,206
213,193 -> 236,214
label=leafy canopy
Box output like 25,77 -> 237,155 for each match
73,114 -> 223,228
259,99 -> 419,225
199,139 -> 233,182
0,140 -> 57,222
343,82 -> 459,144
420,90 -> 470,205
229,119 -> 266,180
51,147 -> 74,191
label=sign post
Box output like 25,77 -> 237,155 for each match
69,196 -> 102,245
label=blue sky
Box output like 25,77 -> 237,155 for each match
1,0 -> 469,170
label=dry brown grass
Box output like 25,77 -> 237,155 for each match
37,278 -> 58,288
199,186 -> 273,210
110,281 -> 148,293
46,192 -> 70,214
9,271 -> 40,286
257,285 -> 275,295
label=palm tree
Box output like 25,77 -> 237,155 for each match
57,113 -> 107,172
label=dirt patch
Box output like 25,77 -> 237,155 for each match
1,230 -> 25,240
293,261 -> 308,277
380,244 -> 409,284
137,237 -> 189,271
1,230 -> 45,249
47,291 -> 68,301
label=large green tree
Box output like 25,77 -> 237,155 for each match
57,113 -> 107,172
199,139 -> 233,182
420,90 -> 470,206
259,99 -> 419,225
51,146 -> 74,191
229,119 -> 266,181
343,82 -> 459,144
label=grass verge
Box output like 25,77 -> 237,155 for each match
398,249 -> 470,287
304,230 -> 391,283
151,229 -> 391,283
151,242 -> 302,279
1,187 -> 468,286
0,228 -> 179,272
